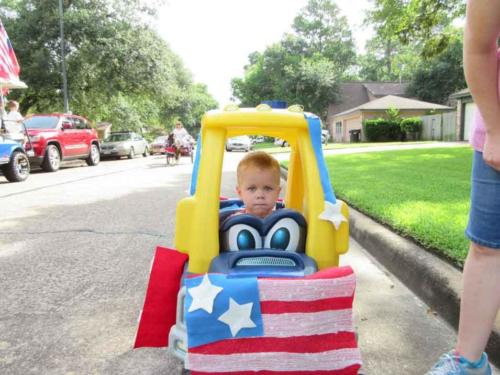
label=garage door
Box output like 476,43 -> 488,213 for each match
463,102 -> 476,141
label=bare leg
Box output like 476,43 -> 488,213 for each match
456,242 -> 500,361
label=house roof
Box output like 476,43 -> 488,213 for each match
328,81 -> 409,116
449,88 -> 471,99
363,82 -> 409,97
334,95 -> 452,117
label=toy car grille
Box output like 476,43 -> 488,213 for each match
236,257 -> 296,267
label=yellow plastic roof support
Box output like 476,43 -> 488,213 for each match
174,107 -> 349,273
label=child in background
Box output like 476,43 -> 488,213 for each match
235,151 -> 281,219
4,100 -> 24,142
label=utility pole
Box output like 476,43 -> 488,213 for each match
58,0 -> 69,113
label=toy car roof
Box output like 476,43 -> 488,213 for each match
201,105 -> 315,138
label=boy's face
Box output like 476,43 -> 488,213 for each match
236,166 -> 281,218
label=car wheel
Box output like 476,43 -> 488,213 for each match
143,147 -> 150,157
1,151 -> 30,182
86,144 -> 100,166
128,147 -> 135,159
42,144 -> 61,172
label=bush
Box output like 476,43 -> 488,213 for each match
363,118 -> 403,141
400,117 -> 423,133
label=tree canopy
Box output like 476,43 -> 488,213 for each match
405,30 -> 465,104
231,0 -> 355,119
364,0 -> 465,58
1,0 -> 217,136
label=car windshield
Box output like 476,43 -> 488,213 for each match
154,136 -> 168,143
230,136 -> 249,142
104,133 -> 131,142
24,116 -> 59,129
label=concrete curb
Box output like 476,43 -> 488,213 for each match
279,166 -> 500,366
349,207 -> 500,367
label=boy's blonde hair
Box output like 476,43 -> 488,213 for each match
237,151 -> 281,185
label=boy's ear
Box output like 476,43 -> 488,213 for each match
236,185 -> 242,197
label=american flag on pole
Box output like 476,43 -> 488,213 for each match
184,266 -> 362,375
0,18 -> 22,93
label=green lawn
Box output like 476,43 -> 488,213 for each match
256,140 -> 440,154
324,147 -> 474,266
253,142 -> 276,150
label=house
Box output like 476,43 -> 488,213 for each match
326,82 -> 452,142
449,88 -> 475,141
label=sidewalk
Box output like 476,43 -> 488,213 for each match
349,206 -> 500,368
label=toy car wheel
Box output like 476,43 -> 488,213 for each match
1,151 -> 30,182
128,147 -> 135,159
42,144 -> 61,172
86,144 -> 100,166
143,147 -> 149,157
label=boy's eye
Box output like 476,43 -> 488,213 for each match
264,186 -> 274,192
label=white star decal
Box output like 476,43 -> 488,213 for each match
218,298 -> 256,337
187,274 -> 223,314
319,200 -> 347,230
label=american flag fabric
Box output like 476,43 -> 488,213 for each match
0,18 -> 21,84
185,266 -> 362,375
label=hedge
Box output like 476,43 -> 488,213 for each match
363,118 -> 403,141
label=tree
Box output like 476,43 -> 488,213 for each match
406,29 -> 465,104
1,0 -> 216,134
231,0 -> 355,119
291,0 -> 356,72
365,0 -> 465,58
356,35 -> 422,81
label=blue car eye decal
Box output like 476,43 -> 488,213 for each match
222,223 -> 262,252
269,228 -> 290,249
237,229 -> 256,250
264,218 -> 305,252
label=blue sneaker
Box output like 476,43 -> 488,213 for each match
427,350 -> 492,375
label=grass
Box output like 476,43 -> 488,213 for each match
253,142 -> 276,150
256,140 -> 441,154
323,140 -> 438,150
323,147 -> 474,266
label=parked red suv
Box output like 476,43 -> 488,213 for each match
24,114 -> 100,172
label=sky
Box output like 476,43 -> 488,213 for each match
155,0 -> 372,107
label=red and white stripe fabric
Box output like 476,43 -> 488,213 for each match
0,18 -> 21,84
187,266 -> 362,375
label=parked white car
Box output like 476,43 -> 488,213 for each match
100,131 -> 149,159
275,131 -> 329,147
225,135 -> 252,152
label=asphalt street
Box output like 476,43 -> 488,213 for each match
0,150 -> 496,374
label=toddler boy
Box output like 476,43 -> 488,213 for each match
235,151 -> 281,218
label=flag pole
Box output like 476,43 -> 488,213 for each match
58,0 -> 69,113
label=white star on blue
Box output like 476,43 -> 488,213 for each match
184,274 -> 263,348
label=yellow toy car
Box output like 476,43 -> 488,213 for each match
135,103 -> 360,374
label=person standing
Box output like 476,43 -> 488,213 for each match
427,0 -> 500,374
